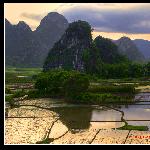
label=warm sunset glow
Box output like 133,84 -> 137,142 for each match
92,31 -> 150,41
4,3 -> 150,41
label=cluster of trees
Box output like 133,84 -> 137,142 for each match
34,69 -> 135,104
43,20 -> 149,79
35,69 -> 89,98
82,36 -> 150,79
92,62 -> 150,79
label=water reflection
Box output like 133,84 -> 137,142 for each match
119,103 -> 150,120
50,101 -> 150,131
134,93 -> 150,101
91,109 -> 121,121
51,106 -> 93,131
50,105 -> 123,132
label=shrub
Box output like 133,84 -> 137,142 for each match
5,87 -> 12,94
35,69 -> 72,92
27,90 -> 47,98
64,73 -> 90,98
5,95 -> 13,102
27,88 -> 64,99
6,90 -> 27,100
13,90 -> 27,98
35,69 -> 90,98
32,74 -> 38,80
5,95 -> 17,108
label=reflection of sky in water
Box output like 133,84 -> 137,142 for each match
134,93 -> 150,101
136,102 -> 150,104
145,108 -> 150,112
120,104 -> 150,120
91,109 -> 121,121
90,122 -> 124,129
52,102 -> 150,130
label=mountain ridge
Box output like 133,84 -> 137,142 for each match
5,12 -> 69,67
5,13 -> 150,67
133,39 -> 150,60
114,36 -> 145,62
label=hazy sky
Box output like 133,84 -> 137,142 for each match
4,3 -> 150,41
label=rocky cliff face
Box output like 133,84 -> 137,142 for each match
5,12 -> 69,67
114,37 -> 145,62
43,20 -> 93,71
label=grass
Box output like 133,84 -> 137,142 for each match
12,90 -> 27,98
5,94 -> 13,102
117,124 -> 149,131
5,89 -> 28,108
27,90 -> 49,99
5,67 -> 42,84
93,77 -> 150,83
90,78 -> 150,87
5,94 -> 18,108
69,92 -> 133,104
88,84 -> 136,94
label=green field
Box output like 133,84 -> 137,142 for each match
5,67 -> 42,84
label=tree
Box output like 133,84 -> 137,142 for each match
143,62 -> 150,77
64,72 -> 90,98
82,44 -> 102,75
128,63 -> 143,78
93,36 -> 128,64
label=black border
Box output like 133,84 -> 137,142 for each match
3,1 -> 150,3
1,3 -> 4,146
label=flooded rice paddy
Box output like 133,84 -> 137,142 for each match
5,86 -> 150,144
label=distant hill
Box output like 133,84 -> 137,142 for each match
6,12 -> 149,68
133,39 -> 150,61
5,19 -> 42,67
114,37 -> 145,62
5,12 -> 69,67
34,12 -> 69,57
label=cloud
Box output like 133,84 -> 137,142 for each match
21,12 -> 44,21
62,4 -> 150,34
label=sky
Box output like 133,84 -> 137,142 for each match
4,3 -> 150,41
